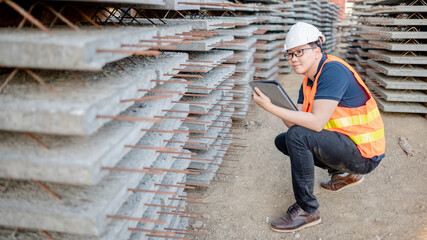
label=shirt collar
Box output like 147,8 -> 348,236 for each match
309,54 -> 327,81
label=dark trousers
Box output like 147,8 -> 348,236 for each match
274,125 -> 381,213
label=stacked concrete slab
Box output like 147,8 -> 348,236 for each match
0,0 -> 253,238
320,0 -> 340,53
0,0 -> 342,238
349,0 -> 427,114
249,7 -> 283,79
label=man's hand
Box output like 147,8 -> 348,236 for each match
252,87 -> 273,111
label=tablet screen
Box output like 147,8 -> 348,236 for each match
249,80 -> 298,111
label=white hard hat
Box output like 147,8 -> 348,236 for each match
283,22 -> 325,51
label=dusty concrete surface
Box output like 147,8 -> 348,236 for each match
186,71 -> 427,240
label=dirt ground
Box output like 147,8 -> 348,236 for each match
186,71 -> 427,240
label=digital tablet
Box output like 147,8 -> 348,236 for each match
249,80 -> 298,111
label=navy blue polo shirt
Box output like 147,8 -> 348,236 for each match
297,55 -> 384,161
297,55 -> 369,108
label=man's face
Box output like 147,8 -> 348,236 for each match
286,44 -> 318,75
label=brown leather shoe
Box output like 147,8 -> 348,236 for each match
270,203 -> 321,233
320,173 -> 364,192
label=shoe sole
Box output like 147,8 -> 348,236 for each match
321,176 -> 364,192
269,218 -> 322,233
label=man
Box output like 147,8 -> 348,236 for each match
252,22 -> 386,232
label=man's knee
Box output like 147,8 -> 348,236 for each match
274,132 -> 286,148
286,125 -> 309,142
275,132 -> 288,154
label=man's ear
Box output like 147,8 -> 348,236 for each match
314,47 -> 322,59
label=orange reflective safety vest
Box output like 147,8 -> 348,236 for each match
302,55 -> 385,159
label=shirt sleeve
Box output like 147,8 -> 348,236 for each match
297,84 -> 304,104
314,62 -> 351,102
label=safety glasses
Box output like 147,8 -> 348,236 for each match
284,47 -> 316,60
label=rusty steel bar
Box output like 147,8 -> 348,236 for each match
69,71 -> 87,86
144,167 -> 199,175
182,119 -> 211,124
24,132 -> 49,149
185,87 -> 216,91
154,184 -> 194,189
182,145 -> 210,150
4,0 -> 53,34
145,204 -> 186,209
40,230 -> 54,240
128,188 -> 177,195
120,94 -> 172,103
173,156 -> 214,162
164,228 -> 198,233
151,80 -> 194,84
114,62 -> 126,71
188,130 -> 207,134
164,140 -> 199,145
157,212 -> 201,218
176,182 -> 209,187
68,5 -> 101,29
42,3 -> 78,31
0,68 -> 19,94
121,44 -> 176,50
188,136 -> 217,140
140,129 -> 190,134
97,49 -> 160,56
164,74 -> 203,79
128,228 -> 175,235
107,215 -> 166,224
162,110 -> 215,115
125,145 -> 179,152
172,69 -> 208,73
0,179 -> 11,195
157,149 -> 197,155
97,115 -> 161,123
180,93 -> 212,97
24,69 -> 57,94
33,180 -> 61,200
155,116 -> 196,121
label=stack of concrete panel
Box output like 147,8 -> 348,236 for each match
270,2 -> 297,74
347,1 -> 375,77
0,45 -> 200,238
252,14 -> 283,79
0,1 -> 247,238
350,0 -> 427,114
169,14 -> 257,184
215,18 -> 257,119
336,1 -> 356,60
319,0 -> 340,53
0,0 -> 345,237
